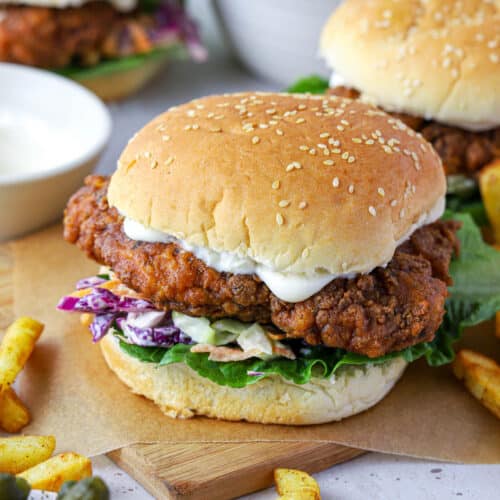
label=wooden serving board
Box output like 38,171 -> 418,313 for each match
0,244 -> 363,499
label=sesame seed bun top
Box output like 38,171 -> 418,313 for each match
320,0 -> 500,131
108,92 -> 446,276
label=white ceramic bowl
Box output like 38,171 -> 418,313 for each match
213,0 -> 342,85
0,63 -> 112,241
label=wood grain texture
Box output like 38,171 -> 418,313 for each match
108,442 -> 362,499
1,243 -> 363,499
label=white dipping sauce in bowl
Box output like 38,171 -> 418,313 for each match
0,63 -> 112,240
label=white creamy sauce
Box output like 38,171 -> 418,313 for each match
0,0 -> 137,11
123,195 -> 445,303
0,110 -> 76,178
329,72 -> 499,131
329,72 -> 348,88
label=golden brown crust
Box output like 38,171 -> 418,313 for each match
320,0 -> 500,130
108,92 -> 446,275
100,334 -> 407,424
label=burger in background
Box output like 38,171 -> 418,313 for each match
290,0 -> 499,219
0,0 -> 206,100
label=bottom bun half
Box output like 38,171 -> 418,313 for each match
73,54 -> 168,101
100,335 -> 407,425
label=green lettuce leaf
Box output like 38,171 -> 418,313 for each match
115,212 -> 500,387
286,75 -> 329,94
56,45 -> 186,80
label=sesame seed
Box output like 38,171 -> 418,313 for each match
382,145 -> 393,154
296,117 -> 306,124
365,139 -> 375,145
340,119 -> 350,126
368,206 -> 377,217
297,104 -> 307,110
192,124 -> 200,130
184,125 -> 192,131
323,159 -> 335,166
210,127 -> 222,133
252,136 -> 260,144
420,144 -> 427,152
375,130 -> 382,137
378,187 -> 385,196
156,124 -> 166,132
144,151 -> 152,158
207,112 -> 215,118
299,145 -> 309,151
348,184 -> 355,194
341,152 -> 349,160
276,129 -> 284,136
400,208 -> 405,219
320,132 -> 330,138
279,200 -> 291,208
266,108 -> 276,115
337,125 -> 345,131
332,177 -> 340,188
309,148 -> 317,155
164,156 -> 174,166
276,213 -> 284,226
286,161 -> 302,171
186,110 -> 196,117
490,53 -> 499,64
259,124 -> 269,129
162,135 -> 170,142
302,248 -> 310,258
390,199 -> 398,207
150,160 -> 158,169
298,201 -> 308,209
214,115 -> 224,120
331,148 -> 341,154
352,138 -> 362,143
271,180 -> 280,190
347,156 -> 355,163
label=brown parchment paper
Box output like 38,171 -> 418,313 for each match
10,225 -> 500,463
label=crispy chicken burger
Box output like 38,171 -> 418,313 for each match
0,0 -> 205,100
290,0 -> 500,211
58,92 -> 500,424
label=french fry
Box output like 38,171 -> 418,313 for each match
0,387 -> 30,433
274,468 -> 321,500
0,435 -> 55,474
17,453 -> 92,492
479,159 -> 500,243
453,349 -> 500,419
0,317 -> 44,388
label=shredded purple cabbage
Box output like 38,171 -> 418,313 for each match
152,0 -> 207,61
57,287 -> 155,314
90,313 -> 116,343
75,276 -> 107,290
58,278 -> 192,346
116,317 -> 191,348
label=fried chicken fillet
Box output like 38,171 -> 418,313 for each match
64,176 -> 460,358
